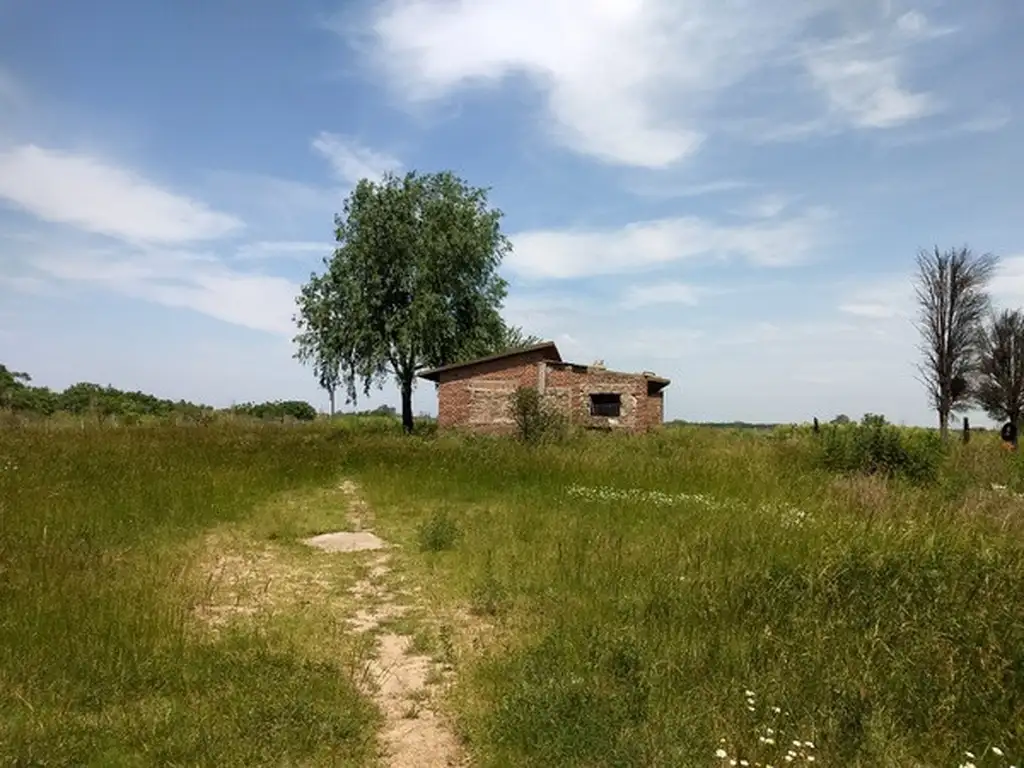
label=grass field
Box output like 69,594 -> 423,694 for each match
3,418 -> 1024,766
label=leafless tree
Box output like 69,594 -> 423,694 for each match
976,308 -> 1024,431
913,245 -> 998,439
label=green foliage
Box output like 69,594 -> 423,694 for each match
0,364 -> 31,406
293,169 -> 513,433
510,386 -> 565,444
417,508 -> 462,552
293,272 -> 343,411
469,551 -> 508,617
340,426 -> 1024,766
817,418 -> 946,484
494,324 -> 543,354
860,412 -> 888,428
0,363 -> 318,424
231,400 -> 317,422
0,425 -> 376,765
8,419 -> 1024,765
2,374 -> 214,420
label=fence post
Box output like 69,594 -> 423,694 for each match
813,417 -> 819,434
962,417 -> 970,444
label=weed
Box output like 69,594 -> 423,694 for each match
509,385 -> 565,444
469,551 -> 508,617
417,508 -> 462,552
817,418 -> 947,483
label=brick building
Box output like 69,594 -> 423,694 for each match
418,341 -> 670,434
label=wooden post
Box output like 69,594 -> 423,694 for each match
962,417 -> 970,444
812,417 -> 819,434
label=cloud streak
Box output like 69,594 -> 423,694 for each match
350,0 -> 949,168
804,37 -> 938,129
507,207 -> 830,279
0,144 -> 242,244
30,245 -> 299,337
312,131 -> 403,185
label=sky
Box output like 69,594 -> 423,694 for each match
1,0 -> 1022,426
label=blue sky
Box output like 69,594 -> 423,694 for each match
1,0 -> 1022,425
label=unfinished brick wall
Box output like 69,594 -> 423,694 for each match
434,348 -> 554,433
432,353 -> 667,434
545,365 -> 657,432
645,387 -> 665,427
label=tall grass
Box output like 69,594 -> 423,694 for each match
343,427 -> 1024,766
0,423 -> 376,766
6,418 -> 1024,766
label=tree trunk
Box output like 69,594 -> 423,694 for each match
400,377 -> 414,434
328,387 -> 336,418
938,408 -> 949,440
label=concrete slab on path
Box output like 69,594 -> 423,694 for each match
302,531 -> 388,553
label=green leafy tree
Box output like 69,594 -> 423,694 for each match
498,324 -> 543,353
294,273 -> 343,416
0,364 -> 31,407
295,170 -> 511,433
913,245 -> 998,439
976,308 -> 1024,430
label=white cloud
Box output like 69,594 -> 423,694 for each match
803,34 -> 938,129
990,255 -> 1024,305
350,0 -> 945,167
312,131 -> 402,185
24,244 -> 299,337
621,282 -> 702,308
0,144 -> 242,244
621,177 -> 757,202
895,10 -> 928,36
838,277 -> 914,320
507,208 -> 829,279
840,302 -> 902,319
893,9 -> 956,40
735,193 -> 791,219
960,113 -> 1012,133
233,240 -> 333,262
495,280 -> 938,424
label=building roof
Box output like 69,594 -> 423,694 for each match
417,339 -> 670,390
417,341 -> 563,382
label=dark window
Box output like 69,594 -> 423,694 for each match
589,392 -> 621,417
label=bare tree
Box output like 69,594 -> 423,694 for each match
913,245 -> 998,439
976,308 -> 1024,431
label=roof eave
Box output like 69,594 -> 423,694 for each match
416,341 -> 561,381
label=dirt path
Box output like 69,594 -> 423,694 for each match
335,480 -> 466,768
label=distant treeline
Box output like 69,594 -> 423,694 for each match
0,364 -> 319,422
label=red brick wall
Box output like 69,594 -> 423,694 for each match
643,389 -> 665,430
435,350 -> 552,432
433,356 -> 666,434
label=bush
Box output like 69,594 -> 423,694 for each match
509,386 -> 565,444
817,418 -> 946,484
417,508 -> 462,552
